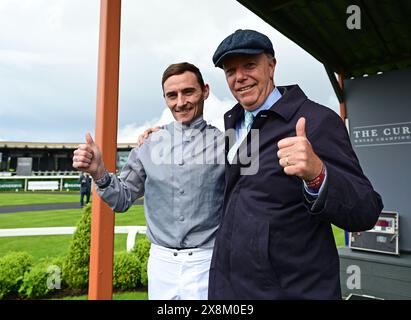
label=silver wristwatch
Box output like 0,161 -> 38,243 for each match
95,171 -> 111,189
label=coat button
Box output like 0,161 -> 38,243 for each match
173,252 -> 178,256
188,252 -> 193,256
179,216 -> 185,221
179,189 -> 184,195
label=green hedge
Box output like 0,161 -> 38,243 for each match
0,251 -> 32,299
19,256 -> 64,299
132,237 -> 150,287
62,204 -> 92,289
113,252 -> 140,290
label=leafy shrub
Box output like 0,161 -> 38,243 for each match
19,256 -> 64,299
131,237 -> 150,287
62,204 -> 91,289
59,202 -> 151,294
113,252 -> 140,290
0,251 -> 32,299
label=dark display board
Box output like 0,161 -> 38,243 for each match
345,68 -> 411,252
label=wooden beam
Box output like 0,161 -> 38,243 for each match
324,64 -> 344,104
88,0 -> 121,300
338,73 -> 347,121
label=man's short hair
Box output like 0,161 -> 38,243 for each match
162,62 -> 205,92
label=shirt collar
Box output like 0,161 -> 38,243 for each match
173,115 -> 207,136
225,85 -> 307,130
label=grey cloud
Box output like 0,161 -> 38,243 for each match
0,0 -> 338,143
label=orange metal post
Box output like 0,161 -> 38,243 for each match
88,0 -> 121,300
338,73 -> 347,120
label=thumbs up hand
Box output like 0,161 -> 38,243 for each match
295,116 -> 307,138
277,117 -> 323,181
73,133 -> 106,180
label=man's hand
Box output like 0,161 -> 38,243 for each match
137,126 -> 161,146
73,133 -> 106,180
277,117 -> 323,181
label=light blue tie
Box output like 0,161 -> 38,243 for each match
244,111 -> 254,132
227,111 -> 255,164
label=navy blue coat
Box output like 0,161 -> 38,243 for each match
208,85 -> 383,300
79,174 -> 91,193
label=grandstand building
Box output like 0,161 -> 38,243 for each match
0,141 -> 136,175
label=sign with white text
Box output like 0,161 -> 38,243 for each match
352,121 -> 411,147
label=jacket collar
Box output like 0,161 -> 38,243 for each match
270,85 -> 307,121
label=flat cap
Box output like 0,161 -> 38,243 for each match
212,29 -> 274,68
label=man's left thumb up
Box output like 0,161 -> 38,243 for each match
296,117 -> 306,137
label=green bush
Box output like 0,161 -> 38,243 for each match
113,252 -> 140,290
62,204 -> 91,289
0,251 -> 32,299
132,237 -> 150,287
19,256 -> 64,299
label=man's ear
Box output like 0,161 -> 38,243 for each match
203,84 -> 210,100
269,57 -> 277,81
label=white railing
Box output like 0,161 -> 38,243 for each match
0,226 -> 147,252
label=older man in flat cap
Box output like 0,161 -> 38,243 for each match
208,29 -> 383,300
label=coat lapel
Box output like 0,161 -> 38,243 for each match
224,104 -> 244,198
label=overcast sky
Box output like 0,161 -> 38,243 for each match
0,0 -> 339,143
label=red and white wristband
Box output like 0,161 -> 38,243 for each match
305,165 -> 326,191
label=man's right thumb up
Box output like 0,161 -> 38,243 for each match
86,132 -> 95,146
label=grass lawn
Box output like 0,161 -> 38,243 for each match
0,205 -> 147,262
0,205 -> 146,229
0,233 -> 146,263
0,192 -> 80,206
58,290 -> 148,300
332,225 -> 346,248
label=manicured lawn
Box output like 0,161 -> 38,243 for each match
0,205 -> 146,262
52,291 -> 148,300
0,234 -> 74,261
58,290 -> 148,300
0,205 -> 146,229
332,225 -> 346,247
0,209 -> 83,229
0,192 -> 80,206
0,233 -> 147,263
